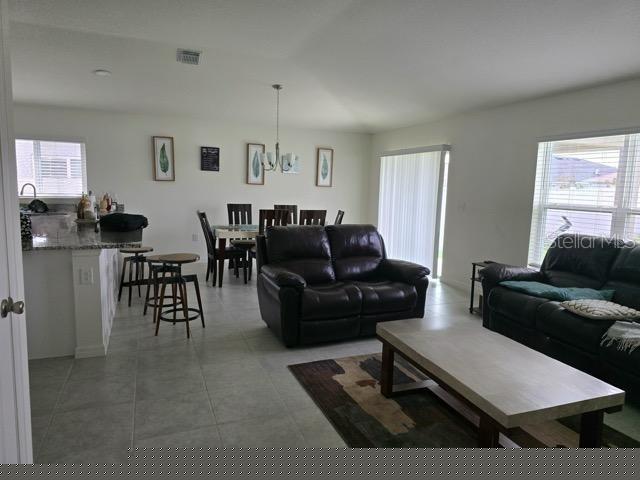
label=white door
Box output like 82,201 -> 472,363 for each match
0,0 -> 33,463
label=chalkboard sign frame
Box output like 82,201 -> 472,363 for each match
200,146 -> 220,172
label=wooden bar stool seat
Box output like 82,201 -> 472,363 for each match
154,253 -> 205,338
118,246 -> 154,306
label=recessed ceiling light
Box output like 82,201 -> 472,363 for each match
92,69 -> 112,77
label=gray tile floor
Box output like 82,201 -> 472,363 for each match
28,265 -> 471,461
29,267 -> 639,461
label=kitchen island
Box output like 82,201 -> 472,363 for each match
22,228 -> 140,359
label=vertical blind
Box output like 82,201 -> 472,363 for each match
378,148 -> 448,276
16,139 -> 87,197
528,132 -> 640,266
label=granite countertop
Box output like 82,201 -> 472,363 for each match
22,228 -> 142,251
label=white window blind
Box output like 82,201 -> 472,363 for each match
528,132 -> 640,266
16,139 -> 87,197
378,147 -> 449,277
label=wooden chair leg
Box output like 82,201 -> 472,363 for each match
155,277 -> 168,336
193,277 -> 205,328
217,257 -> 224,287
136,257 -> 143,297
171,282 -> 177,324
143,263 -> 152,316
242,252 -> 248,284
180,279 -> 190,339
127,256 -> 134,307
118,257 -> 128,301
205,258 -> 211,282
234,256 -> 239,278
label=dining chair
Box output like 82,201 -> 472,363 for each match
273,204 -> 298,224
258,209 -> 291,235
299,209 -> 327,226
196,210 -> 246,286
227,203 -> 252,225
334,210 -> 345,225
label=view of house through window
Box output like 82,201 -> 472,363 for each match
16,139 -> 87,197
528,132 -> 640,266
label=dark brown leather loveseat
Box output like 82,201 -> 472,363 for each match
255,224 -> 430,346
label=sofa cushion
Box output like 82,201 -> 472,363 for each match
536,302 -> 615,354
351,280 -> 417,314
301,282 -> 362,321
543,270 -> 606,289
541,234 -> 624,284
487,286 -> 551,328
326,224 -> 384,281
265,226 -> 335,284
603,244 -> 640,309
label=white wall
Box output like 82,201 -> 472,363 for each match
13,104 -> 372,258
371,79 -> 640,288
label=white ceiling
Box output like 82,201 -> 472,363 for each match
8,0 -> 640,133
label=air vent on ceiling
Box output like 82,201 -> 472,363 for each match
176,49 -> 201,65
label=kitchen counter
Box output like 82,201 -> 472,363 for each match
22,229 -> 141,251
22,227 -> 141,359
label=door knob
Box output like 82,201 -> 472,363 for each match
1,297 -> 25,318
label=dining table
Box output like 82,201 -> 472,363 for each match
212,224 -> 259,287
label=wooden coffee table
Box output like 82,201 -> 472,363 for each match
376,318 -> 625,447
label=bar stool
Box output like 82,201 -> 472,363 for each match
143,254 -> 182,320
154,253 -> 205,338
118,246 -> 154,306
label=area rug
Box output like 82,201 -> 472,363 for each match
288,353 -> 640,448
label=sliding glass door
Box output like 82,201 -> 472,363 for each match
377,146 -> 449,277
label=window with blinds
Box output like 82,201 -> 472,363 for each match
16,139 -> 87,197
527,132 -> 640,266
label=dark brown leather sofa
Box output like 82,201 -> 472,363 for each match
481,234 -> 640,397
255,224 -> 430,346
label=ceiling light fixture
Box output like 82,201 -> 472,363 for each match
261,84 -> 298,172
92,69 -> 112,77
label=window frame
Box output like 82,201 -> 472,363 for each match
16,137 -> 88,199
529,128 -> 640,266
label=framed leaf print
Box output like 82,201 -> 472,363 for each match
153,136 -> 175,181
247,143 -> 265,185
316,147 -> 333,187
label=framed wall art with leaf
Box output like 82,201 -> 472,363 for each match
247,143 -> 265,185
153,136 -> 175,181
316,147 -> 333,187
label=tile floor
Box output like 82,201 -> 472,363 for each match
28,267 -> 639,461
28,265 -> 471,461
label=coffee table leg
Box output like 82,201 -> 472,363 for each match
478,415 -> 500,447
380,342 -> 395,398
579,410 -> 604,448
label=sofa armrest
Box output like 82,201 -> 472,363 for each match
379,259 -> 430,284
479,263 -> 542,285
479,263 -> 542,329
260,265 -> 307,288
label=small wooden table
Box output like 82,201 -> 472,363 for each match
212,225 -> 258,287
377,318 -> 625,447
469,260 -> 492,315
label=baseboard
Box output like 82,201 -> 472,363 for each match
75,343 -> 107,358
439,277 -> 468,291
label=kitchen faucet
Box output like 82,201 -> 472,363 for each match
20,183 -> 37,198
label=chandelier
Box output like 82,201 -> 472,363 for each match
261,84 -> 298,172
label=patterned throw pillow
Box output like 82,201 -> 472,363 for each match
560,299 -> 640,321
